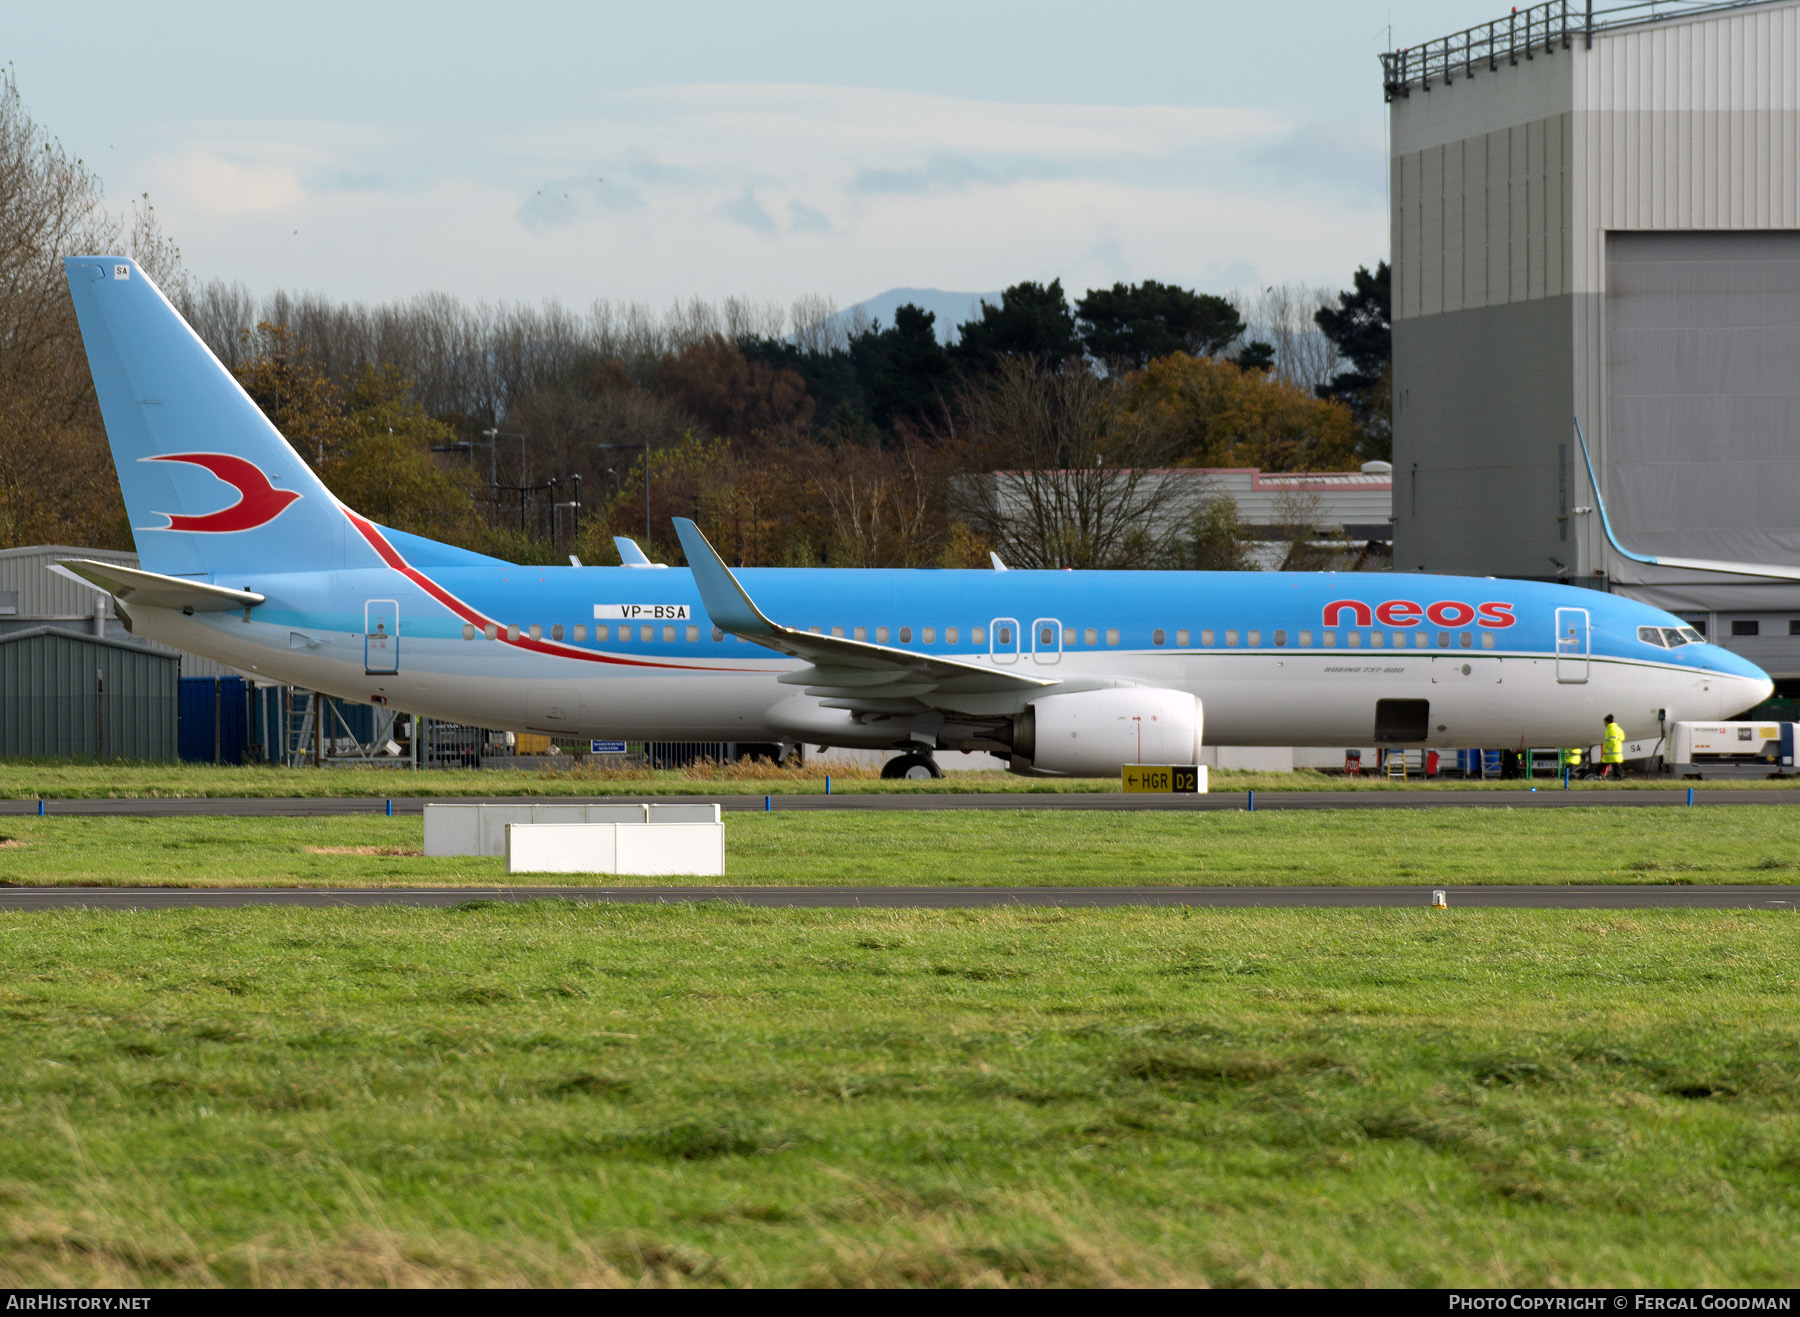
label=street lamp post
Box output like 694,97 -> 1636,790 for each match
595,439 -> 651,542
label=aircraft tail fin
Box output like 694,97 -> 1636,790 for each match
61,256 -> 380,580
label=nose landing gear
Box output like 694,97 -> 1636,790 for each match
881,752 -> 943,781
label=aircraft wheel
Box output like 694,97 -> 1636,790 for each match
881,752 -> 942,781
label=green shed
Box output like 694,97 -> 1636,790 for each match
0,626 -> 179,760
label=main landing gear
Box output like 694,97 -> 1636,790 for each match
881,752 -> 943,781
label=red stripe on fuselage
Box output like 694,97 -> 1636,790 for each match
342,510 -> 758,673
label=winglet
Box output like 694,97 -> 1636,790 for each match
1573,417 -> 1655,568
990,552 -> 1008,571
613,536 -> 653,566
672,518 -> 778,638
1574,417 -> 1800,581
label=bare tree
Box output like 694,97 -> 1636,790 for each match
953,358 -> 1191,569
789,294 -> 840,353
1231,283 -> 1345,393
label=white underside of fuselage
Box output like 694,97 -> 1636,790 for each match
126,602 -> 1764,753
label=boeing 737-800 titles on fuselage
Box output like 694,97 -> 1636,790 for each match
55,257 -> 1772,777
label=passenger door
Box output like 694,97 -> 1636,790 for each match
364,599 -> 399,674
1555,607 -> 1589,684
1031,617 -> 1062,665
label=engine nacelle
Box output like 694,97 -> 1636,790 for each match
1011,687 -> 1203,777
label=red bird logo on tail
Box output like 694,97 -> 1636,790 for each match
143,453 -> 302,532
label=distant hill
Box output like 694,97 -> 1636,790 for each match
825,287 -> 1004,345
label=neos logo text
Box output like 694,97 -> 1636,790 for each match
1322,599 -> 1515,629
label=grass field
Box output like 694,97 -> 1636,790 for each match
0,903 -> 1793,1287
2,807 -> 1799,888
6,761 -> 1797,800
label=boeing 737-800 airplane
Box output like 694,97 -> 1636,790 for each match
54,257 -> 1772,777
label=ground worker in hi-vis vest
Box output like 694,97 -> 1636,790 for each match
1601,714 -> 1626,779
1562,744 -> 1584,781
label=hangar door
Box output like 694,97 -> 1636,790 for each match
1605,231 -> 1800,612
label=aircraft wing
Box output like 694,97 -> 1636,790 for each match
52,559 -> 265,613
672,518 -> 1055,710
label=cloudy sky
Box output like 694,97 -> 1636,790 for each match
10,0 -> 1512,310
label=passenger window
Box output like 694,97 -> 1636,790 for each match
1064,627 -> 1076,644
575,625 -> 586,641
663,625 -> 675,642
1481,633 -> 1496,649
1347,631 -> 1361,648
1392,632 -> 1406,647
1041,626 -> 1055,645
462,624 -> 475,640
899,627 -> 912,643
1273,630 -> 1286,647
1460,632 -> 1472,648
1369,632 -> 1383,648
529,624 -> 542,640
876,627 -> 888,643
1106,628 -> 1120,646
947,627 -> 960,644
1247,630 -> 1261,646
854,627 -> 866,641
1225,629 -> 1239,647
686,625 -> 698,642
1321,631 -> 1335,647
809,626 -> 822,635
1176,629 -> 1189,646
507,624 -> 520,641
641,625 -> 653,642
923,627 -> 935,643
594,624 -> 608,641
975,627 -> 988,644
712,627 -> 723,641
1153,629 -> 1166,646
1414,632 -> 1428,648
1436,631 -> 1449,648
551,624 -> 564,641
1085,628 -> 1098,645
832,626 -> 844,638
484,624 -> 498,640
1201,629 -> 1215,646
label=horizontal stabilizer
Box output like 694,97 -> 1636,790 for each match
53,559 -> 264,612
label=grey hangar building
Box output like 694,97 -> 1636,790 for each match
1386,0 -> 1800,691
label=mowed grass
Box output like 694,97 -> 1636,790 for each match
1,806 -> 1800,888
0,904 -> 1794,1287
7,761 -> 1797,800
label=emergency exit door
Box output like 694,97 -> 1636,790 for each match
365,599 -> 399,674
1555,607 -> 1589,684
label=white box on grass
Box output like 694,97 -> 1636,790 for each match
504,821 -> 724,877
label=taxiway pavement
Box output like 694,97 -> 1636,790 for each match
0,788 -> 1793,818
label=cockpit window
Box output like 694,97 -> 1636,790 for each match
1637,626 -> 1667,647
1661,627 -> 1687,647
1679,626 -> 1704,644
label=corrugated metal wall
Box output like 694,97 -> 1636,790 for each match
0,629 -> 179,760
1391,0 -> 1800,600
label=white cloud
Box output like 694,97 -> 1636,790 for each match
124,84 -> 1384,306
